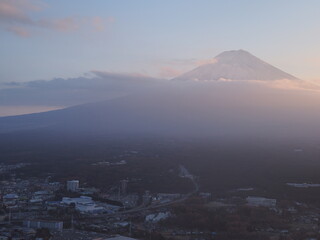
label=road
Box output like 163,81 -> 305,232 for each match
87,165 -> 199,219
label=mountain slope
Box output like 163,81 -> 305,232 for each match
1,82 -> 320,141
173,50 -> 299,81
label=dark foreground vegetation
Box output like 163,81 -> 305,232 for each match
2,132 -> 320,204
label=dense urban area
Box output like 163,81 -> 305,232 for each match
1,141 -> 320,240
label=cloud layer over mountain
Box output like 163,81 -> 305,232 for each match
0,71 -> 164,107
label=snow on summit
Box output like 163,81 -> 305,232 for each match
173,50 -> 299,81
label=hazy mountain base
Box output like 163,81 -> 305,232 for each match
1,80 -> 320,142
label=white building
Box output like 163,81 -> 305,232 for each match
246,196 -> 276,207
24,220 -> 63,231
61,196 -> 106,214
67,180 -> 79,192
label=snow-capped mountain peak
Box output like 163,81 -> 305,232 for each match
173,50 -> 299,81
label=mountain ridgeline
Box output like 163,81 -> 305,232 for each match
1,50 -> 320,143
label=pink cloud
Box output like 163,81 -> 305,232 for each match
91,16 -> 105,32
195,58 -> 218,66
38,17 -> 79,32
158,66 -> 183,78
52,17 -> 79,32
0,0 -> 42,24
6,25 -> 30,37
90,16 -> 114,32
155,58 -> 218,78
0,0 -> 114,37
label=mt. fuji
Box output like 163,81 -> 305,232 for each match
173,50 -> 299,81
1,50 -> 320,141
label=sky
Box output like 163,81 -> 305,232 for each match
1,0 -> 320,84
